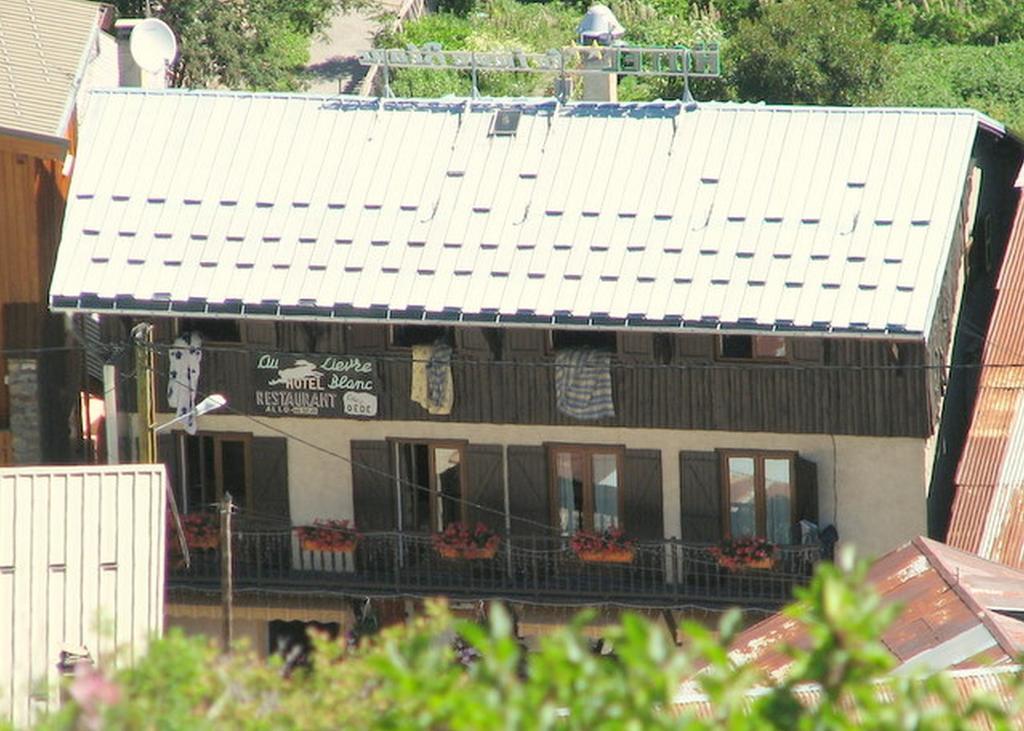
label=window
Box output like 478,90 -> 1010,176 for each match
179,318 -> 241,343
721,451 -> 795,544
718,334 -> 787,361
550,329 -> 617,352
396,441 -> 465,532
177,432 -> 252,512
548,445 -> 623,534
390,325 -> 453,348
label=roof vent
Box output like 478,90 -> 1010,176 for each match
490,110 -> 521,137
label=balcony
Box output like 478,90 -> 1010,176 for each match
168,532 -> 821,609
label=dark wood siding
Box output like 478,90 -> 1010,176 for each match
113,318 -> 934,438
679,451 -> 722,543
622,449 -> 663,539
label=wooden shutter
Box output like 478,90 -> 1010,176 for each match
456,328 -> 493,360
618,333 -> 653,360
622,449 -> 663,540
352,440 -> 396,530
795,456 -> 819,524
505,330 -> 546,359
679,451 -> 722,542
464,444 -> 505,532
346,324 -> 388,353
251,437 -> 290,526
675,334 -> 714,360
507,445 -> 548,535
791,338 -> 824,362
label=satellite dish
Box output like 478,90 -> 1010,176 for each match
129,18 -> 178,73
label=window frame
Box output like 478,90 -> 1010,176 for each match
718,449 -> 797,542
391,439 -> 468,532
546,443 -> 626,533
716,334 -> 790,363
177,317 -> 244,344
547,329 -> 619,355
388,325 -> 454,350
176,430 -> 253,513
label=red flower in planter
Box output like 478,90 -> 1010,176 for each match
432,522 -> 501,559
570,527 -> 637,563
708,536 -> 776,571
178,512 -> 219,550
295,519 -> 361,553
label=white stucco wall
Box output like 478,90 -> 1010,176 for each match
158,415 -> 929,561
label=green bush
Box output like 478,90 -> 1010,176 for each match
33,555 -> 1024,729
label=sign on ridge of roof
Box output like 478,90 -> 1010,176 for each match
49,90 -> 989,336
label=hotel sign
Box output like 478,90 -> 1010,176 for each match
253,353 -> 378,418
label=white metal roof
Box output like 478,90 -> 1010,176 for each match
49,89 -> 989,336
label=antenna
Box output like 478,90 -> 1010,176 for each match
129,18 -> 178,74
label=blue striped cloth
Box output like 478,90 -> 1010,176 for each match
555,349 -> 615,420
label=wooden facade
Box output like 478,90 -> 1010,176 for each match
0,120 -> 75,461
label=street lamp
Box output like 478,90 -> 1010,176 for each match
152,394 -> 227,435
154,394 -> 228,567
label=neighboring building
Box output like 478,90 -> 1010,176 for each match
0,465 -> 166,727
0,0 -> 116,464
47,89 -> 1023,640
946,185 -> 1024,568
725,537 -> 1024,679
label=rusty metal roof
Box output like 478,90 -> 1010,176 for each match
949,191 -> 1024,566
725,537 -> 1024,681
672,665 -> 1024,725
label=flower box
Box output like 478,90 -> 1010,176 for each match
295,519 -> 360,554
433,522 -> 501,560
569,528 -> 637,564
436,544 -> 499,560
708,537 -> 777,572
576,548 -> 635,564
177,513 -> 219,551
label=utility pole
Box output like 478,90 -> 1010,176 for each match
131,323 -> 155,463
220,492 -> 234,652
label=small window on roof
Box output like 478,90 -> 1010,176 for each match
391,325 -> 453,348
490,110 -> 521,137
551,330 -> 617,352
718,335 -> 787,361
179,318 -> 241,343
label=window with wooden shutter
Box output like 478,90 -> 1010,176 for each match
507,445 -> 548,535
679,451 -> 722,543
351,440 -> 396,531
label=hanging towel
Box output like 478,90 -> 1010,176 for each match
411,342 -> 454,415
167,332 -> 203,434
555,348 -> 615,420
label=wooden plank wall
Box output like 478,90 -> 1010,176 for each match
0,123 -> 73,434
101,317 -> 937,438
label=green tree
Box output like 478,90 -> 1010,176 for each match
92,0 -> 360,91
27,554 -> 1024,730
727,0 -> 889,105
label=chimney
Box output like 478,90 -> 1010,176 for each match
576,4 -> 625,102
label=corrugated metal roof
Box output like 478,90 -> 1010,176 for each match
49,90 -> 987,335
672,665 -> 1024,725
949,192 -> 1024,566
0,0 -> 102,139
725,538 -> 1024,681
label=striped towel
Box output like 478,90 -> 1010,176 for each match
555,348 -> 615,420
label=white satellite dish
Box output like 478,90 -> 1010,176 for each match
129,18 -> 178,73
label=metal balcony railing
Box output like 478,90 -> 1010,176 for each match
168,531 -> 821,608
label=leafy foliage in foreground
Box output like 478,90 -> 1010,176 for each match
29,557 -> 1024,730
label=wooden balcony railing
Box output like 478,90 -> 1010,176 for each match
168,532 -> 821,608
